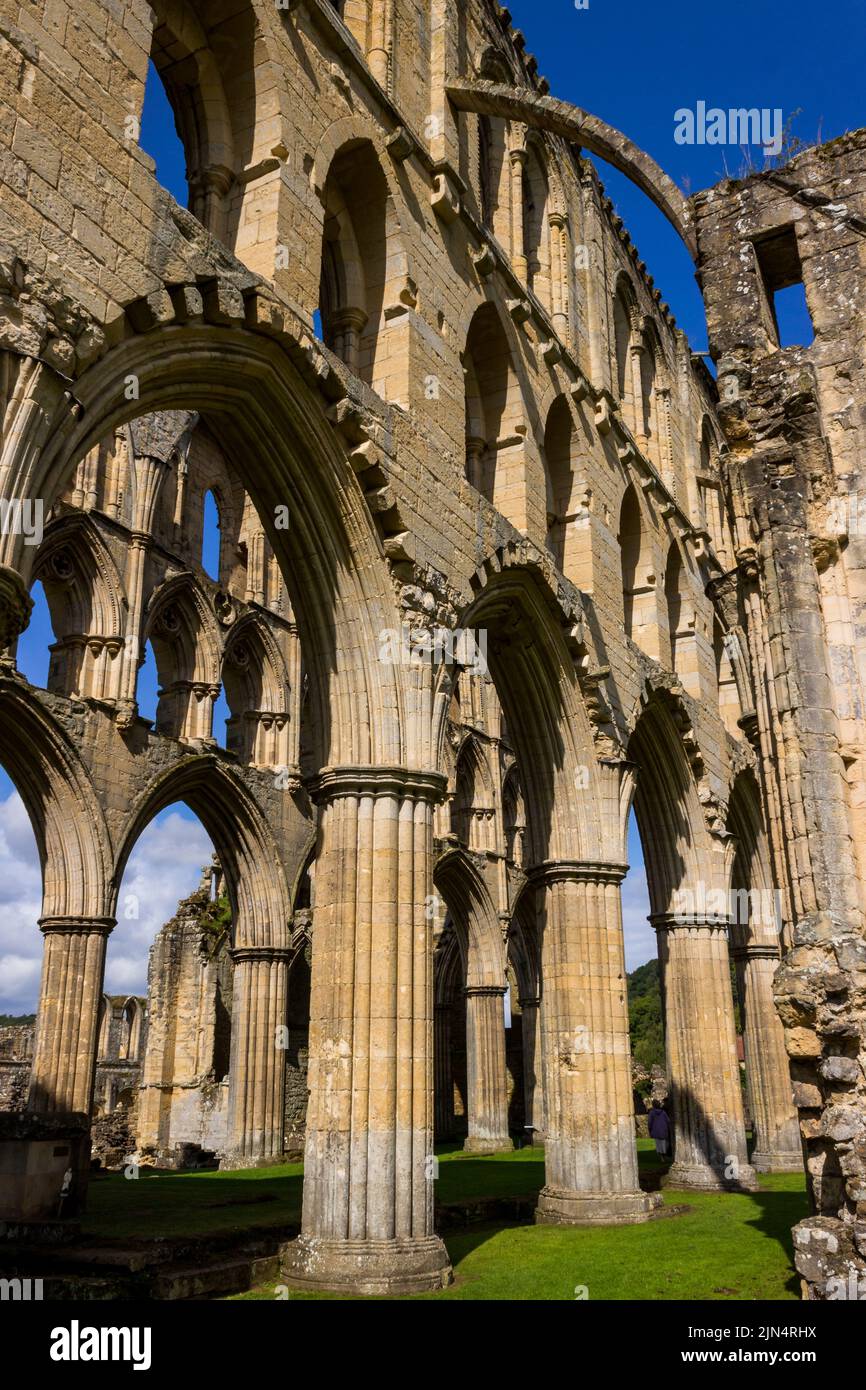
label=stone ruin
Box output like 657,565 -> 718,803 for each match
0,0 -> 863,1298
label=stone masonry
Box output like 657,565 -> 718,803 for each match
0,0 -> 860,1297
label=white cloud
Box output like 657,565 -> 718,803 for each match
0,792 -> 213,1014
622,860 -> 657,973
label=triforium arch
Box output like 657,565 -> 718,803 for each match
31,512 -> 128,704
628,684 -> 756,1192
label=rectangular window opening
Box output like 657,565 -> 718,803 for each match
752,225 -> 815,348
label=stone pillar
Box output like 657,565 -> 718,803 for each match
654,913 -> 758,1190
282,768 -> 452,1295
28,916 -> 114,1116
549,211 -> 570,342
519,995 -> 542,1142
534,864 -> 656,1225
434,1002 -> 453,1140
509,147 -> 528,282
732,943 -> 802,1172
463,984 -> 512,1154
224,945 -> 289,1167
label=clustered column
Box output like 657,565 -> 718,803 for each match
654,913 -> 757,1190
28,916 -> 115,1116
225,945 -> 290,1167
464,984 -> 512,1154
732,942 -> 802,1171
534,863 -> 656,1225
282,768 -> 452,1295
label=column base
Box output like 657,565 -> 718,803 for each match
535,1186 -> 661,1227
663,1161 -> 759,1192
463,1135 -> 514,1155
280,1234 -> 453,1296
751,1150 -> 803,1174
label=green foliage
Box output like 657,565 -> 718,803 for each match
0,1014 -> 35,1027
199,894 -> 232,956
627,959 -> 665,1071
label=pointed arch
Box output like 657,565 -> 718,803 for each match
463,301 -> 527,527
221,610 -> 294,769
0,678 -> 112,920
434,847 -> 505,988
112,756 -> 291,953
619,481 -> 660,656
143,572 -> 223,741
317,137 -> 410,399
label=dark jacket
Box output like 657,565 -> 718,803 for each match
648,1107 -> 671,1140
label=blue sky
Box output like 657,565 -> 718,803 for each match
508,0 -> 866,350
4,5 -> 860,1009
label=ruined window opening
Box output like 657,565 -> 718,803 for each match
137,640 -> 159,727
140,60 -> 189,210
753,225 -> 815,348
202,490 -> 221,582
16,580 -> 53,691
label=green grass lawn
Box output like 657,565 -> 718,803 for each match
81,1140 -> 808,1300
81,1161 -> 304,1240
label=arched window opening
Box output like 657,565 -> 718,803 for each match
664,541 -> 684,671
452,740 -> 497,854
463,303 -> 526,527
202,489 -> 221,582
111,806 -> 232,1157
619,483 -> 654,651
221,620 -> 294,771
15,581 -> 54,691
144,580 -> 222,743
502,765 -> 525,868
318,140 -> 404,395
714,620 -> 743,738
137,641 -> 160,728
140,59 -> 189,208
542,395 -> 575,573
613,286 -> 634,421
522,143 -> 551,309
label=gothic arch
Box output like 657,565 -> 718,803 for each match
144,572 -> 223,741
455,555 -> 599,865
112,756 -> 292,952
315,134 -> 411,397
463,300 -> 527,524
434,847 -> 505,988
19,318 -> 406,771
0,678 -> 112,920
32,514 -> 128,702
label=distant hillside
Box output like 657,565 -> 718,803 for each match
0,1014 -> 35,1027
627,960 -> 664,1071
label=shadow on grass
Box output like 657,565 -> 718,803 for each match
83,1166 -> 305,1241
741,1184 -> 810,1298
